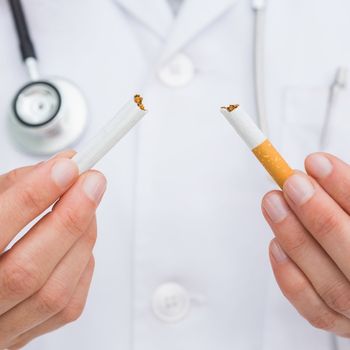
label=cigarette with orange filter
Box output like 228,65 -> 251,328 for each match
220,104 -> 293,188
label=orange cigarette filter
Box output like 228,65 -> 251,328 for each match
220,104 -> 293,188
252,139 -> 293,188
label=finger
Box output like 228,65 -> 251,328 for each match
269,239 -> 350,338
263,191 -> 350,318
0,219 -> 96,347
7,257 -> 95,350
0,165 -> 36,193
0,150 -> 76,194
0,172 -> 105,314
305,153 -> 350,214
282,172 -> 350,281
0,155 -> 79,251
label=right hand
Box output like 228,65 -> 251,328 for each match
0,152 -> 106,349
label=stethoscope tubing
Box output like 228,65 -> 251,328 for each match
252,0 -> 268,136
251,1 -> 341,348
8,0 -> 36,61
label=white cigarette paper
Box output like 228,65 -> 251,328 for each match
73,95 -> 147,174
220,105 -> 266,149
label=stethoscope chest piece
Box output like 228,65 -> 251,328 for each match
8,78 -> 88,155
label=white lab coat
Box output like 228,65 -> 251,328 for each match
0,0 -> 350,349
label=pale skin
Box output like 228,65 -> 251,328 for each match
3,151 -> 350,348
262,152 -> 350,338
0,151 -> 106,349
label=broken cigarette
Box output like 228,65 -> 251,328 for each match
73,95 -> 147,174
220,104 -> 293,188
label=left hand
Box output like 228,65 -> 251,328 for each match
262,152 -> 350,338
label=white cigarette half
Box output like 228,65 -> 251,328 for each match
220,104 -> 293,188
73,95 -> 147,174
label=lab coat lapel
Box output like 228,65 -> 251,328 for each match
160,0 -> 239,62
113,0 -> 173,39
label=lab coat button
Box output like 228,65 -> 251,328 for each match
158,53 -> 195,87
152,282 -> 191,322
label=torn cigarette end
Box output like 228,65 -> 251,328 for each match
222,104 -> 240,112
134,94 -> 146,111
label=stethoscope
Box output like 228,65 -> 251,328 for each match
3,0 -> 347,347
252,0 -> 348,152
7,0 -> 88,155
8,0 -> 345,157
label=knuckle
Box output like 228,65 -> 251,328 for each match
311,212 -> 339,239
308,311 -> 337,331
2,260 -> 42,296
6,168 -> 21,186
60,302 -> 85,323
282,233 -> 308,257
17,185 -> 43,213
55,207 -> 86,238
85,228 -> 97,247
322,282 -> 350,314
282,280 -> 309,301
36,284 -> 71,315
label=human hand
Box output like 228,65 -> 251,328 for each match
262,153 -> 350,338
0,152 -> 106,349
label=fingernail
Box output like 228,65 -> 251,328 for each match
284,174 -> 315,205
51,159 -> 78,188
307,154 -> 333,179
83,173 -> 107,204
263,193 -> 290,223
270,240 -> 288,263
